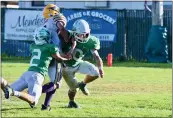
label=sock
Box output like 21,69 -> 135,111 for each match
13,91 -> 21,97
44,89 -> 56,107
80,81 -> 86,87
42,82 -> 55,93
68,90 -> 76,101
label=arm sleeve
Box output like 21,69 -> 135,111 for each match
93,38 -> 100,50
49,45 -> 59,55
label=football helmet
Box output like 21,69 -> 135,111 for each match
72,19 -> 90,43
33,27 -> 50,45
43,4 -> 60,19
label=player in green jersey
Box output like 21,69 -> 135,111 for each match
61,19 -> 104,108
1,27 -> 70,108
41,19 -> 104,109
40,7 -> 77,110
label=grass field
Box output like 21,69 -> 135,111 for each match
1,61 -> 172,117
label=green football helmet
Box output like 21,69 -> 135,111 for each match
33,27 -> 50,45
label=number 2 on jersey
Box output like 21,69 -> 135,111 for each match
30,49 -> 41,66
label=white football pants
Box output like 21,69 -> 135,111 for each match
10,71 -> 44,105
62,61 -> 99,92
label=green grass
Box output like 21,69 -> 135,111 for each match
1,61 -> 172,117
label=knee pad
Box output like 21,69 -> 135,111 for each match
42,82 -> 55,93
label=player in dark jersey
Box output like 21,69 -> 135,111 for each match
1,27 -> 71,108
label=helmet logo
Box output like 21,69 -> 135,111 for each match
48,14 -> 53,17
48,6 -> 59,12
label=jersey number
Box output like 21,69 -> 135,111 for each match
30,49 -> 41,66
73,49 -> 83,61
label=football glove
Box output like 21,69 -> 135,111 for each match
53,13 -> 67,28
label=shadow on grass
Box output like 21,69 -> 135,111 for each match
2,59 -> 30,64
2,59 -> 172,69
1,107 -> 32,111
109,62 -> 172,69
58,106 -> 70,109
58,106 -> 82,109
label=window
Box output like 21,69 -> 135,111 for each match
85,1 -> 109,8
32,1 -> 44,6
96,1 -> 109,8
84,1 -> 96,7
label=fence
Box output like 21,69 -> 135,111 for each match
1,8 -> 172,61
99,9 -> 172,61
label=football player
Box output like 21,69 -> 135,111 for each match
41,4 -> 77,110
1,27 -> 71,108
41,19 -> 104,109
61,19 -> 104,108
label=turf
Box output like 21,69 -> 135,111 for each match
1,61 -> 172,117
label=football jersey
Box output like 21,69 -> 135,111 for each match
43,17 -> 62,52
28,44 -> 59,77
61,30 -> 100,67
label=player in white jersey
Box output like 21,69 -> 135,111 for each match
43,6 -> 65,84
41,4 -> 76,110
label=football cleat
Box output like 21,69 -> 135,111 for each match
29,104 -> 35,109
4,85 -> 14,99
29,102 -> 36,108
78,82 -> 89,96
41,104 -> 51,111
67,101 -> 80,108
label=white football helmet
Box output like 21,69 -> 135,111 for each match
33,27 -> 50,45
72,19 -> 90,43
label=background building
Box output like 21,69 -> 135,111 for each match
1,1 -> 172,61
1,1 -> 18,8
18,1 -> 172,9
